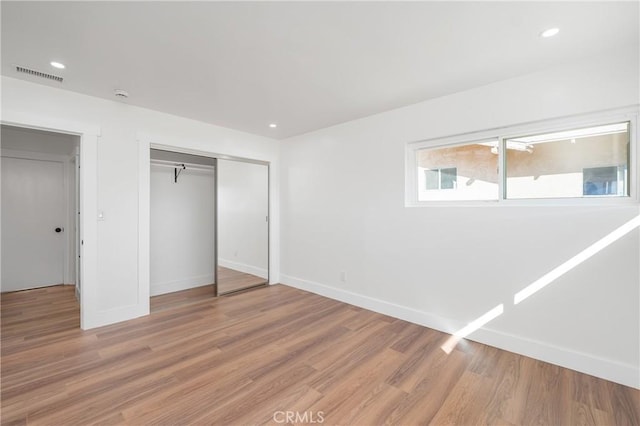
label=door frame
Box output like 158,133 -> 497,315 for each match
1,114 -> 100,330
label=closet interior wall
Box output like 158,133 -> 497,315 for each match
149,149 -> 216,296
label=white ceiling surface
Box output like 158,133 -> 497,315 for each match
1,2 -> 638,140
1,125 -> 79,156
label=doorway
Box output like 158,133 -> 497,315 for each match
1,125 -> 80,296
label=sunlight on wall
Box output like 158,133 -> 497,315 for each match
441,214 -> 639,354
441,304 -> 504,354
514,214 -> 640,305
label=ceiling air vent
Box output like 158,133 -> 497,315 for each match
15,65 -> 63,83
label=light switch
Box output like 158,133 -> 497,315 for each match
98,211 -> 105,221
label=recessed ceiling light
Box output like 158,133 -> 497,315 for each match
269,123 -> 277,128
540,28 -> 560,38
50,61 -> 65,69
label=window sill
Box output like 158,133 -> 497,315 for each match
405,197 -> 640,208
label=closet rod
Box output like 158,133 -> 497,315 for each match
150,159 -> 215,171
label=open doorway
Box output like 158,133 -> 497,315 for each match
1,125 -> 81,315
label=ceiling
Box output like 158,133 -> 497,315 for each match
1,2 -> 638,140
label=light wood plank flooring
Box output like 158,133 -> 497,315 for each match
150,267 -> 266,313
150,283 -> 217,313
1,285 -> 638,425
217,266 -> 267,294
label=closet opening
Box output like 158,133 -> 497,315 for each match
149,148 -> 269,312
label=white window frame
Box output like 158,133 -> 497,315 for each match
405,106 -> 639,207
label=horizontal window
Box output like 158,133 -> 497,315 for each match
505,122 -> 630,199
407,111 -> 637,204
417,141 -> 498,201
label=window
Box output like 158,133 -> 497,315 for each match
505,122 -> 630,199
424,169 -> 439,190
583,166 -> 626,196
425,167 -> 457,190
416,141 -> 498,201
407,110 -> 637,204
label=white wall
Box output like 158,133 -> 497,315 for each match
280,47 -> 640,388
1,76 -> 280,329
218,159 -> 269,279
1,125 -> 79,154
150,164 -> 215,296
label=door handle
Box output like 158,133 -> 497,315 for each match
55,227 -> 63,233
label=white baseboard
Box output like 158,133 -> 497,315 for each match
219,259 -> 268,279
280,274 -> 639,389
150,274 -> 214,296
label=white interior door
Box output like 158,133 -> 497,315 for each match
1,156 -> 66,292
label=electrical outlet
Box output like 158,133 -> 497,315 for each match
340,271 -> 346,283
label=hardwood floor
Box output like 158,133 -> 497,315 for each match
151,267 -> 266,313
217,266 -> 267,294
1,284 -> 638,425
150,283 -> 216,313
